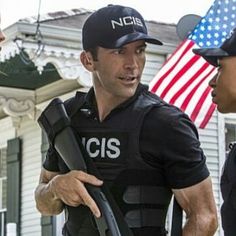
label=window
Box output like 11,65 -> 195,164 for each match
225,123 -> 236,154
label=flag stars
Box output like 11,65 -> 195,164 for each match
209,9 -> 214,14
223,24 -> 228,29
221,38 -> 226,43
206,41 -> 212,46
198,42 -> 204,47
222,31 -> 228,36
200,34 -> 205,39
193,28 -> 198,34
187,2 -> 235,49
208,18 -> 213,23
207,25 -> 212,30
200,26 -> 206,31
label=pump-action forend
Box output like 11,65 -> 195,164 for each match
37,98 -> 133,236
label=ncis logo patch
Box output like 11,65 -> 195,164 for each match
80,131 -> 128,162
111,16 -> 144,29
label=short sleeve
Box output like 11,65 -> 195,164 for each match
43,144 -> 61,172
140,105 -> 209,189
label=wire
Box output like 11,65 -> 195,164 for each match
14,0 -> 45,66
13,38 -> 32,65
33,0 -> 45,58
36,0 -> 42,34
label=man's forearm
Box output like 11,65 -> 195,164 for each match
35,182 -> 64,216
182,214 -> 218,236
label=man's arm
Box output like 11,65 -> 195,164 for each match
34,168 -> 64,215
34,168 -> 103,217
173,176 -> 218,236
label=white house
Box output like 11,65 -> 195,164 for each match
0,8 -> 233,236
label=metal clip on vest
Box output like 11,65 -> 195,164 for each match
37,98 -> 133,236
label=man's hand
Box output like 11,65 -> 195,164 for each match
50,170 -> 103,218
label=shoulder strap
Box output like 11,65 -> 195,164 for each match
171,197 -> 183,236
64,91 -> 86,118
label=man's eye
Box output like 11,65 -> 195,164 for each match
113,49 -> 123,54
136,47 -> 146,54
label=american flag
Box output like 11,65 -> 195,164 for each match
149,0 -> 236,128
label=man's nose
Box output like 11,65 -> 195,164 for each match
209,73 -> 218,87
124,54 -> 138,70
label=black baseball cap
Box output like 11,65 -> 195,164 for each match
82,4 -> 163,50
193,28 -> 236,67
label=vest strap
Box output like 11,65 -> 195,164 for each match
171,198 -> 182,236
123,185 -> 171,205
125,209 -> 166,228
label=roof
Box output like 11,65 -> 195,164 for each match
0,55 -> 60,90
19,8 -> 180,45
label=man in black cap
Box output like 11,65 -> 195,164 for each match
35,5 -> 218,236
194,28 -> 236,236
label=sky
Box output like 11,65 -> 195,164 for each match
1,0 -> 214,29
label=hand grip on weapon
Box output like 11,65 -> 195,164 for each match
50,170 -> 103,218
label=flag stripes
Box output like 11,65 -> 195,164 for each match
149,39 -> 217,128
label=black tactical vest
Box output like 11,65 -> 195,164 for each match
221,142 -> 236,236
61,85 -> 172,236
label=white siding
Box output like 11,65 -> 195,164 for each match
142,53 -> 166,84
0,117 -> 16,148
199,111 -> 222,236
18,117 -> 42,236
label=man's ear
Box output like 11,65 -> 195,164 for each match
80,51 -> 94,71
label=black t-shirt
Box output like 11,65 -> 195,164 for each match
43,85 -> 209,190
140,104 -> 209,189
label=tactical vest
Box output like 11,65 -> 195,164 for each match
61,86 -> 172,236
221,142 -> 236,235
